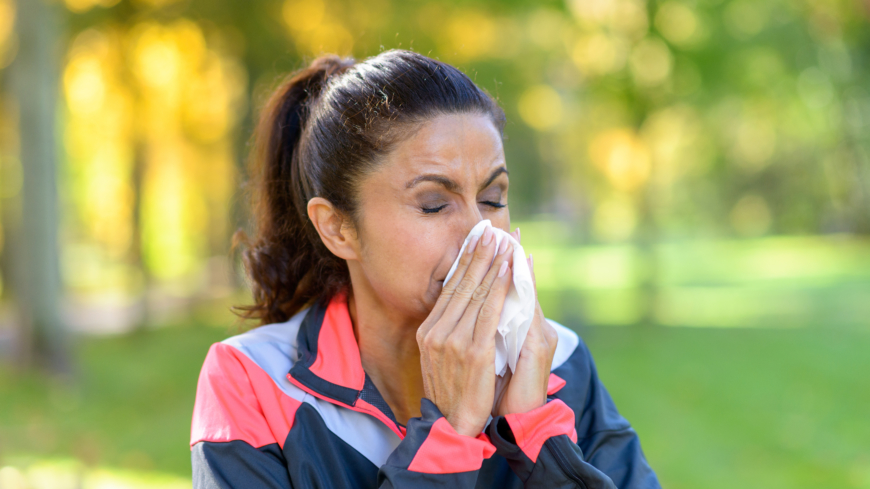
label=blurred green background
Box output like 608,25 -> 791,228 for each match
0,0 -> 869,487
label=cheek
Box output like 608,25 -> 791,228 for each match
379,230 -> 434,272
490,209 -> 511,233
360,215 -> 446,297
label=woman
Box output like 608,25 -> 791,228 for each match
191,49 -> 660,488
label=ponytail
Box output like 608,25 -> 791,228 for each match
234,55 -> 356,325
234,50 -> 505,326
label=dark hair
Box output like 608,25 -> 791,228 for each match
234,49 -> 506,325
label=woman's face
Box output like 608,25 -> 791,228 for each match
350,112 -> 510,322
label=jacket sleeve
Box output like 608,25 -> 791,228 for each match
191,343 -> 296,489
506,335 -> 660,489
192,440 -> 291,489
486,399 -> 617,488
377,398 -> 497,488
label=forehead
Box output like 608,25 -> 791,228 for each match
376,113 -> 505,186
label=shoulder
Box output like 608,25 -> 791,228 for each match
201,307 -> 310,383
191,308 -> 312,448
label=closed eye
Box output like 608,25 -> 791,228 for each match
421,204 -> 448,214
481,201 -> 506,208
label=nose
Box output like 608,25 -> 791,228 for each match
466,206 -> 484,230
454,207 -> 484,246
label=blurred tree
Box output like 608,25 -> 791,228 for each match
0,0 -> 865,332
8,0 -> 70,370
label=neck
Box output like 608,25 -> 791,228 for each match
347,286 -> 425,426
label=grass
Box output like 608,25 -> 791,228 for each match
0,322 -> 230,477
1,320 -> 869,488
581,325 -> 870,489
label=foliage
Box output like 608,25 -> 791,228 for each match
2,0 -> 868,301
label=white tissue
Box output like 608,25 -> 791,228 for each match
443,220 -> 535,377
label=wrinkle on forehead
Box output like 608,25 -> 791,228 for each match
375,113 -> 506,192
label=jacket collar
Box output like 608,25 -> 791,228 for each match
288,293 -> 405,435
289,292 -> 366,405
287,292 -> 569,438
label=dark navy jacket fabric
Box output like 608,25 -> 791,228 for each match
191,294 -> 660,488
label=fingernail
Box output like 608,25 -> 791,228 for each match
482,227 -> 494,246
497,237 -> 509,255
466,235 -> 480,254
498,261 -> 509,278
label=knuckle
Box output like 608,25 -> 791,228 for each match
438,290 -> 455,303
543,322 -> 559,340
440,278 -> 457,293
546,329 -> 559,344
421,334 -> 443,352
454,277 -> 476,298
471,283 -> 491,302
470,251 -> 490,268
470,350 -> 489,367
533,340 -> 550,355
477,302 -> 498,321
445,336 -> 464,355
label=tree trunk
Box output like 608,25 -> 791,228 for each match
9,0 -> 70,372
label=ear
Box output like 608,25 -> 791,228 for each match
307,197 -> 360,261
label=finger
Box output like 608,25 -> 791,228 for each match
543,314 -> 559,354
427,227 -> 499,344
527,307 -> 557,364
439,235 -> 480,303
451,240 -> 513,343
472,255 -> 513,346
425,234 -> 480,328
438,226 -> 500,326
492,370 -> 512,415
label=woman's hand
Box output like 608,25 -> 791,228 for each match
493,246 -> 559,417
416,226 -> 514,437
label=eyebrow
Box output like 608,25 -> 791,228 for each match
405,166 -> 509,193
481,167 -> 509,190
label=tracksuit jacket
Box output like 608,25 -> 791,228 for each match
190,293 -> 661,488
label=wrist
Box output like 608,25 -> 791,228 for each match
446,414 -> 483,437
500,399 -> 577,463
494,394 -> 547,417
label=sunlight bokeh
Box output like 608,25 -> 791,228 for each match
20,0 -> 867,319
1,0 -> 869,487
